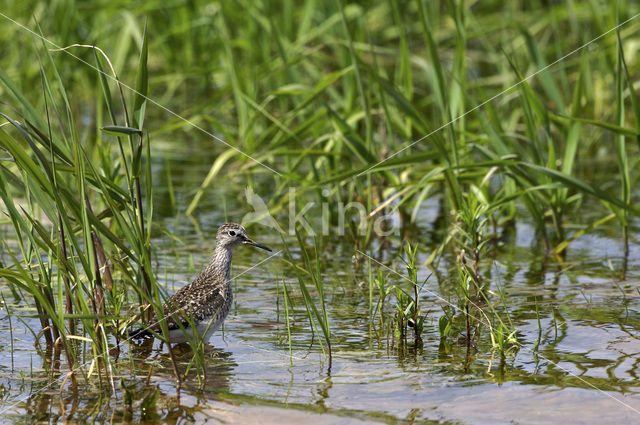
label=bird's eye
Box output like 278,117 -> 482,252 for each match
228,230 -> 236,236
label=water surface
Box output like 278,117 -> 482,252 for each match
1,159 -> 640,425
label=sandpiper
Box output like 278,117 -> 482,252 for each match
132,223 -> 272,344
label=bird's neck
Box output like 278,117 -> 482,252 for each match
205,245 -> 234,285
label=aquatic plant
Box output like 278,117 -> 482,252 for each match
281,229 -> 332,368
397,242 -> 427,344
0,22 -> 193,388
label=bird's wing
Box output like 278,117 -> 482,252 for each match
162,282 -> 229,330
132,275 -> 229,338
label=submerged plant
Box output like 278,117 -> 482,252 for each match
372,269 -> 391,330
392,285 -> 412,343
398,242 -> 428,344
450,180 -> 493,348
489,321 -> 518,359
454,257 -> 476,347
438,307 -> 454,342
281,228 -> 332,369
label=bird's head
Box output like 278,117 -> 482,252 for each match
216,223 -> 272,252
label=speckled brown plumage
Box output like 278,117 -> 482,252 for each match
132,223 -> 272,343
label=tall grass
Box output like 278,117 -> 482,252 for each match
281,229 -> 332,369
0,20 -> 184,386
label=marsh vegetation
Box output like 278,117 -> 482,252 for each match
0,1 -> 640,423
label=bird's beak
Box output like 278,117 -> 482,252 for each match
242,236 -> 272,252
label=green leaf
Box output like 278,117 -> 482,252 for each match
132,21 -> 148,130
101,126 -> 144,136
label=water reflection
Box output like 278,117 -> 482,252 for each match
132,340 -> 237,393
13,338 -> 238,424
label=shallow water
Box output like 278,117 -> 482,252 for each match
1,157 -> 640,425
